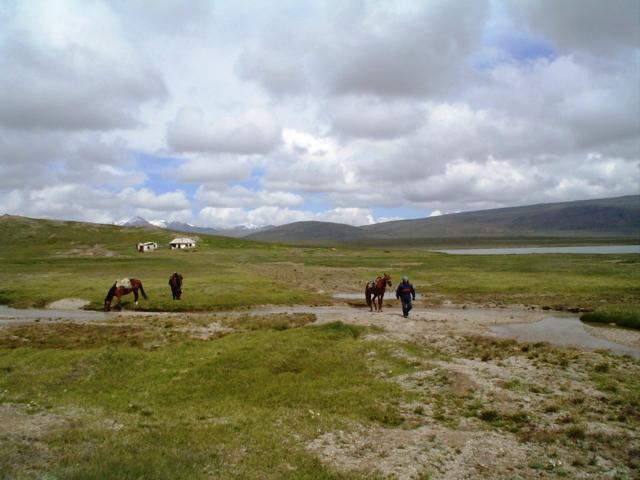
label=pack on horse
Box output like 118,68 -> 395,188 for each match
365,273 -> 392,312
168,272 -> 183,300
104,278 -> 147,311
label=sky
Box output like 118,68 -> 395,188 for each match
0,0 -> 639,228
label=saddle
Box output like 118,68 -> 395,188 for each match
115,278 -> 132,289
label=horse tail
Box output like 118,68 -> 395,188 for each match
105,283 -> 117,303
138,281 -> 148,300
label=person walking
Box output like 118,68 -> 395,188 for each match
396,275 -> 416,318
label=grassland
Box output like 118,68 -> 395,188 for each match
1,313 -> 638,479
0,215 -> 638,317
1,215 -> 639,478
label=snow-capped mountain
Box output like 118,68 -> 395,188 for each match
148,219 -> 168,228
115,217 -> 273,238
115,216 -> 155,228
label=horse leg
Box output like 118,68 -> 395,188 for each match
133,288 -> 139,305
379,293 -> 384,312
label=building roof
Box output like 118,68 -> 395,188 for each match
170,237 -> 196,244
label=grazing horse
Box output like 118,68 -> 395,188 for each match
168,272 -> 183,300
104,278 -> 147,311
365,273 -> 392,312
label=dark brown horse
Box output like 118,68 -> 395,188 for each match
168,272 -> 183,300
365,273 -> 392,312
104,278 -> 147,311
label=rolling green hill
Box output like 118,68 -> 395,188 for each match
243,220 -> 366,243
0,214 -> 259,256
248,195 -> 640,244
0,215 -> 300,310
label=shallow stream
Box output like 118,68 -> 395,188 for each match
490,316 -> 639,359
332,293 -> 423,300
0,305 -> 109,324
1,304 -> 638,359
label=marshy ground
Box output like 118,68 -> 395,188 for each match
1,303 -> 638,479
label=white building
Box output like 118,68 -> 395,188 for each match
137,241 -> 158,252
169,237 -> 196,250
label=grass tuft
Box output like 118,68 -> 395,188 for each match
580,310 -> 640,329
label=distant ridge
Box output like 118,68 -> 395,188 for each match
247,195 -> 640,244
247,221 -> 366,243
116,217 -> 274,238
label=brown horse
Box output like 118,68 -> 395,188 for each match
168,272 -> 183,300
365,273 -> 392,312
104,278 -> 147,311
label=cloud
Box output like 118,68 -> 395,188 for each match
1,184 -> 192,224
109,0 -> 214,35
173,154 -> 253,185
262,129 -> 354,193
400,155 -> 639,212
505,0 -> 640,54
117,187 -> 190,211
324,0 -> 488,97
1,0 -> 638,228
0,3 -> 166,131
167,108 -> 281,154
195,185 -> 303,208
237,0 -> 489,98
469,55 -> 640,153
236,48 -> 309,96
0,129 -> 146,189
197,205 -> 375,228
328,95 -> 425,139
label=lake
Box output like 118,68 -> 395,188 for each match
435,245 -> 640,255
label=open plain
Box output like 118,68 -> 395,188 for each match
0,216 -> 639,479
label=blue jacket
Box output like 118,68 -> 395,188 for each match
396,281 -> 415,300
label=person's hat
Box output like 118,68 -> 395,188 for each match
402,275 -> 408,282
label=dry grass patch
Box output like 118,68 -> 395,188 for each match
219,312 -> 317,331
0,322 -> 181,350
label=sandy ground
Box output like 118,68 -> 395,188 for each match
584,323 -> 640,348
46,298 -> 90,310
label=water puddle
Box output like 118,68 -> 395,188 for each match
0,305 -> 110,325
490,316 -> 640,359
333,293 -> 423,300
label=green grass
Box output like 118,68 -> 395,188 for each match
1,216 -> 639,478
0,321 -> 416,479
580,305 -> 640,329
1,216 -> 638,317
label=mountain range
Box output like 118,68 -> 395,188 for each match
115,216 -> 273,238
112,195 -> 639,244
246,195 -> 640,244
